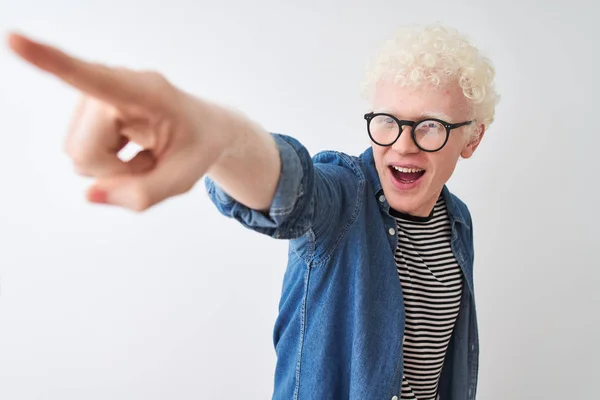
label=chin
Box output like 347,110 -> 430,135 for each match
383,172 -> 437,216
388,196 -> 422,214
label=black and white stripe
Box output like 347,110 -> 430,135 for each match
391,196 -> 463,400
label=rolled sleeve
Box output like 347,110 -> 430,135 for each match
204,133 -> 314,239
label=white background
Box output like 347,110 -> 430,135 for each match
0,0 -> 598,399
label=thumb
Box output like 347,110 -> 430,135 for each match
85,150 -> 207,211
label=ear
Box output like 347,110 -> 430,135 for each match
461,124 -> 485,159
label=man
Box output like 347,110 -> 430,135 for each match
7,23 -> 499,399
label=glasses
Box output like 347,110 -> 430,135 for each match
364,112 -> 473,152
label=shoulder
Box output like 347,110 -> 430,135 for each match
311,150 -> 365,181
270,133 -> 365,181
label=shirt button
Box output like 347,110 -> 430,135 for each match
388,228 -> 395,236
379,194 -> 386,202
392,396 -> 399,400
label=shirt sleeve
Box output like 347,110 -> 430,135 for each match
203,133 -> 363,243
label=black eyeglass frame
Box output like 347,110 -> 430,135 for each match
364,112 -> 474,152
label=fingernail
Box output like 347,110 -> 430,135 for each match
87,188 -> 108,204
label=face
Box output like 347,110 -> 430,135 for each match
370,80 -> 485,217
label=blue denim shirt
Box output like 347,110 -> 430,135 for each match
205,133 -> 479,400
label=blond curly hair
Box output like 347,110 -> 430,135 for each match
360,24 -> 500,139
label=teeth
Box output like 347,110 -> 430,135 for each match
392,166 -> 424,173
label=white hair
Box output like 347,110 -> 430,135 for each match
360,24 -> 500,139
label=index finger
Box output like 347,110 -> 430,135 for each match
7,32 -> 145,106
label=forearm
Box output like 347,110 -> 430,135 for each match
202,101 -> 281,212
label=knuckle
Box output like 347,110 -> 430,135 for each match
129,182 -> 154,212
141,69 -> 167,81
69,150 -> 95,170
72,163 -> 92,177
64,141 -> 75,158
140,70 -> 168,85
141,70 -> 175,94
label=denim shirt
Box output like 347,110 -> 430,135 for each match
204,133 -> 479,400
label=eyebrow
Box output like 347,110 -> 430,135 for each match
373,108 -> 453,122
418,111 -> 453,121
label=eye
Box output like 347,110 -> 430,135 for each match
415,120 -> 444,135
372,115 -> 396,126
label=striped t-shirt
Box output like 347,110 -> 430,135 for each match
391,196 -> 463,400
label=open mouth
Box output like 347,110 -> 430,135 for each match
389,166 -> 426,184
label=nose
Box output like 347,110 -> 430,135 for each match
391,125 -> 420,154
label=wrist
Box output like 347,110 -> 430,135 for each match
179,91 -> 235,166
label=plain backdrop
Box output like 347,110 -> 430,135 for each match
0,0 -> 598,399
